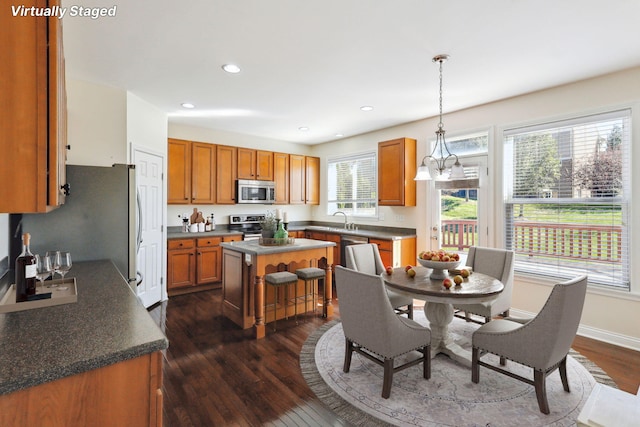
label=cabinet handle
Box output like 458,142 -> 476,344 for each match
179,243 -> 183,246
66,145 -> 71,150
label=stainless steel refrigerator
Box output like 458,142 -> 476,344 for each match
21,164 -> 141,290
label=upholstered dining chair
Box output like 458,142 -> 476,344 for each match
334,266 -> 431,399
454,246 -> 514,323
344,243 -> 414,319
471,275 -> 588,414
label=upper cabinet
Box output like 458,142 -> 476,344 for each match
0,0 -> 68,213
305,156 -> 320,205
216,145 -> 238,204
238,148 -> 274,181
289,154 -> 306,204
168,139 -> 215,204
378,138 -> 416,206
273,152 -> 290,204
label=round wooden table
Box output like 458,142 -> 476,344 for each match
382,266 -> 503,367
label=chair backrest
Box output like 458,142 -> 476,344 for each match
345,243 -> 385,276
467,246 -> 515,311
334,266 -> 407,356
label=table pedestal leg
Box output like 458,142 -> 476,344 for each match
424,302 -> 472,367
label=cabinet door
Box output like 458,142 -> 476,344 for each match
273,152 -> 289,204
289,154 -> 306,204
167,248 -> 196,289
216,145 -> 237,204
49,13 -> 67,208
305,156 -> 320,204
256,150 -> 274,181
197,246 -> 221,284
191,142 -> 216,204
237,147 -> 256,180
378,138 -> 416,206
324,232 -> 341,267
168,139 -> 191,204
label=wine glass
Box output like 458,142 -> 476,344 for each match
35,254 -> 52,290
56,251 -> 72,282
46,251 -> 60,287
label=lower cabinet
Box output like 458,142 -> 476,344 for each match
369,237 -> 417,268
305,231 -> 341,268
0,352 -> 163,427
168,234 -> 242,296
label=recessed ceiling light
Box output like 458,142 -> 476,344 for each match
222,64 -> 241,74
360,105 -> 374,111
298,126 -> 309,132
181,103 -> 195,109
335,133 -> 344,138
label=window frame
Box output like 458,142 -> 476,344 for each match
326,151 -> 378,218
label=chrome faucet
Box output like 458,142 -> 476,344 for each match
333,211 -> 348,228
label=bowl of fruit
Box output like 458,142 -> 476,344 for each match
416,250 -> 461,279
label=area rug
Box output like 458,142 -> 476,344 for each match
300,312 -> 617,427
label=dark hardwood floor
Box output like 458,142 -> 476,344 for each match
149,289 -> 640,426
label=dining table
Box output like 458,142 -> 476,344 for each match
382,265 -> 503,367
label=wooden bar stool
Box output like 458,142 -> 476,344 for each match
295,267 -> 325,318
264,271 -> 298,331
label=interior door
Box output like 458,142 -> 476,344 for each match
133,148 -> 165,307
429,156 -> 488,258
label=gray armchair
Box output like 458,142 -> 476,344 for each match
344,243 -> 414,318
454,246 -> 514,323
334,266 -> 431,399
471,275 -> 588,414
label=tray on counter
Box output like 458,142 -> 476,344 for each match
0,277 -> 78,314
259,237 -> 296,246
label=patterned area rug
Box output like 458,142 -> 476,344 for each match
300,312 -> 616,427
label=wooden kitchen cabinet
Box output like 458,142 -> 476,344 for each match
238,148 -> 274,181
273,152 -> 290,204
378,137 -> 416,206
216,145 -> 238,204
305,156 -> 320,205
289,154 -> 306,204
167,238 -> 196,290
168,139 -> 215,204
196,237 -> 222,284
305,231 -> 341,268
370,237 -> 417,268
0,0 -> 68,213
0,351 -> 163,427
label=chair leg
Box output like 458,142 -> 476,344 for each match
464,312 -> 471,322
423,345 -> 431,380
408,303 -> 414,319
343,338 -> 354,373
382,358 -> 394,399
499,356 -> 506,366
559,356 -> 570,392
534,369 -> 550,414
471,347 -> 480,383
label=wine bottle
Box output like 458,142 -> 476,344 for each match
15,233 -> 37,302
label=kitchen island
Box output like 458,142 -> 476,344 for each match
0,260 -> 168,427
220,238 -> 335,339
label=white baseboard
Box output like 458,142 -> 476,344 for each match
509,308 -> 640,352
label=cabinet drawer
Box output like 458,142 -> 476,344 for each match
197,237 -> 222,247
369,238 -> 392,251
168,239 -> 195,250
223,234 -> 243,242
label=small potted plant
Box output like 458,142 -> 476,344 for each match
260,210 -> 278,238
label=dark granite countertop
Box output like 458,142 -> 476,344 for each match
167,227 -> 243,240
0,260 -> 168,396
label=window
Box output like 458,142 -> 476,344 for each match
504,110 -> 630,290
327,152 -> 377,217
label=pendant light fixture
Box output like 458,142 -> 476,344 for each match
414,54 -> 466,181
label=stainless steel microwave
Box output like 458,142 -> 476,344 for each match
236,179 -> 276,204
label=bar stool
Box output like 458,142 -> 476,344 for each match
264,271 -> 298,331
295,267 -> 325,318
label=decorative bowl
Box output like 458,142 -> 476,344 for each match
416,257 -> 461,279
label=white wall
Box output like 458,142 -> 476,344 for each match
313,66 -> 640,349
167,123 -> 313,226
66,79 -> 127,166
126,93 -> 168,158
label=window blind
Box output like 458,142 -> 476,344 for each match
504,110 -> 630,289
327,152 -> 377,217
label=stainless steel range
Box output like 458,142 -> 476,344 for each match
228,214 -> 265,241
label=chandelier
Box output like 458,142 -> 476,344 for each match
414,54 -> 466,181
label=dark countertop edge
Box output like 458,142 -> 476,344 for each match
0,339 -> 168,396
220,239 -> 335,256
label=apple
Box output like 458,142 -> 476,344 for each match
460,268 -> 470,278
442,278 -> 453,289
431,255 -> 440,261
452,253 -> 460,261
385,266 -> 393,275
405,265 -> 413,272
407,268 -> 416,278
418,251 -> 426,259
453,275 -> 463,286
442,255 -> 450,262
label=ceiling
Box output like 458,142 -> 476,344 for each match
62,0 -> 640,145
